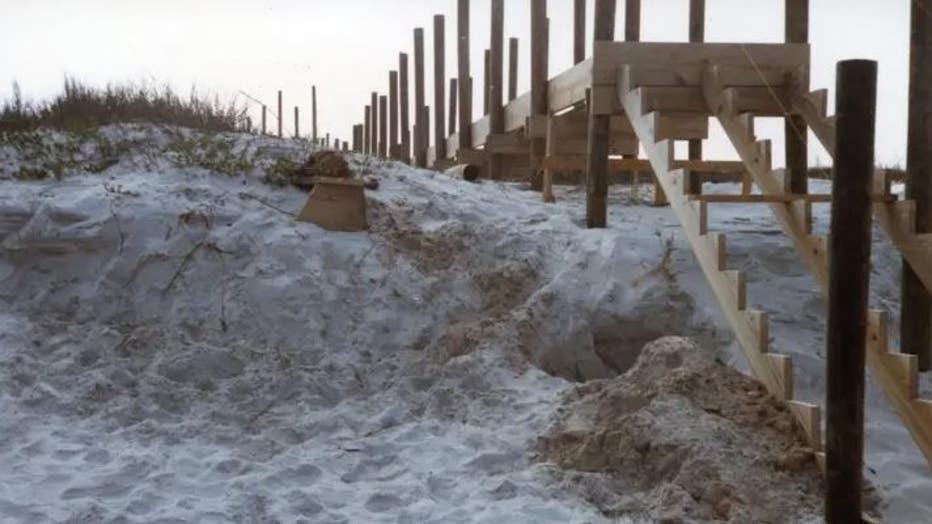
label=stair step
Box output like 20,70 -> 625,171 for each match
746,309 -> 769,353
767,353 -> 794,401
788,401 -> 823,451
880,352 -> 919,398
724,269 -> 747,310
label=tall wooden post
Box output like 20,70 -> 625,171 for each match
312,85 -> 318,142
586,0 -> 616,228
508,37 -> 519,101
574,0 -> 586,64
364,105 -> 371,154
449,78 -> 458,136
457,0 -> 472,151
902,0 -> 932,371
294,106 -> 300,138
261,105 -> 267,135
786,0 -> 809,195
484,49 -> 491,115
370,92 -> 379,155
687,0 -> 705,194
390,71 -> 399,159
277,90 -> 283,138
379,95 -> 388,158
400,52 -> 411,162
414,28 -> 427,167
625,0 -> 639,41
434,15 -> 447,163
352,124 -> 361,152
488,0 -> 504,179
530,0 -> 548,191
825,59 -> 877,524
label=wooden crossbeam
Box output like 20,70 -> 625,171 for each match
688,194 -> 897,204
541,156 -> 745,174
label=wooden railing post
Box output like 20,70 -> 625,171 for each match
586,0 -> 616,228
530,0 -> 548,191
434,15 -> 447,164
574,0 -> 586,64
508,37 -> 519,102
390,71 -> 399,159
457,0 -> 472,152
786,0 -> 809,195
488,0 -> 504,179
825,59 -> 877,524
902,0 -> 932,371
400,52 -> 411,163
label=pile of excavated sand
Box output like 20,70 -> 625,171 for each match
542,337 -> 829,523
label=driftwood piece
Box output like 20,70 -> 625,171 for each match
444,164 -> 480,182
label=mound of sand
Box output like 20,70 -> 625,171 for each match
542,337 -> 825,523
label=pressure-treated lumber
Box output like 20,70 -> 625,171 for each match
825,58 -> 876,524
414,28 -> 427,167
434,15 -> 447,164
390,71 -> 399,159
785,0 -> 809,195
586,0 -> 616,228
400,52 -> 411,162
488,0 -> 504,179
457,0 -> 472,150
903,0 -> 932,371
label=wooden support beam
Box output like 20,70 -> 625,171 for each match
457,0 -> 472,150
687,0 -> 706,195
312,85 -> 318,142
625,0 -> 640,41
508,37 -> 519,102
434,15 -> 447,163
390,71 -> 399,159
364,105 -> 371,154
488,0 -> 504,179
786,0 -> 809,195
902,0 -> 932,372
543,115 -> 556,203
573,0 -> 586,64
586,0 -> 616,228
825,59 -> 876,524
530,0 -> 548,191
400,52 -> 411,162
277,90 -> 283,138
449,78 -> 458,137
414,28 -> 427,167
379,95 -> 388,158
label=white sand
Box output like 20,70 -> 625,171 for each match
0,124 -> 929,522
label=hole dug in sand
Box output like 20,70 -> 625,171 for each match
541,337 -> 825,523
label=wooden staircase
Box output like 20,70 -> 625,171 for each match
618,62 -> 932,466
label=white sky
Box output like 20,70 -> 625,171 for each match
0,0 -> 910,167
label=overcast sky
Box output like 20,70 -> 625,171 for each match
0,0 -> 911,167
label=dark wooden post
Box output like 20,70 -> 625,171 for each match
400,52 -> 411,162
379,95 -> 388,158
277,90 -> 283,138
786,0 -> 809,195
508,37 -> 519,101
825,59 -> 877,524
488,0 -> 505,179
352,124 -> 361,152
574,0 -> 586,64
449,78 -> 458,136
687,0 -> 705,194
434,15 -> 447,163
390,71 -> 399,159
294,106 -> 300,138
261,105 -> 267,135
312,85 -> 318,142
586,0 -> 616,228
530,0 -> 548,191
902,0 -> 932,371
370,92 -> 379,155
414,28 -> 427,167
364,106 -> 371,153
484,49 -> 491,115
625,0 -> 639,41
457,0 -> 472,151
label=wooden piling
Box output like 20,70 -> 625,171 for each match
488,0 -> 504,179
825,59 -> 876,524
687,0 -> 705,194
625,0 -> 640,41
786,0 -> 809,195
261,105 -> 267,135
434,15 -> 447,164
457,0 -> 472,151
277,90 -> 283,138
352,124 -> 361,152
414,28 -> 427,167
484,49 -> 491,115
364,105 -> 371,154
390,71 -> 399,160
508,37 -> 518,102
379,95 -> 388,158
400,52 -> 411,162
574,0 -> 586,64
370,91 -> 378,156
530,0 -> 548,191
449,78 -> 458,136
586,0 -> 616,228
294,106 -> 300,138
902,0 -> 932,371
312,85 -> 318,142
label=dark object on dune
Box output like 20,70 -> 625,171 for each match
270,151 -> 354,189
